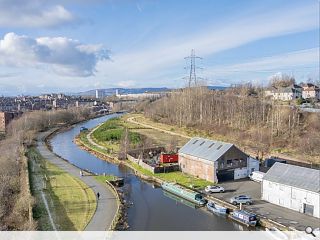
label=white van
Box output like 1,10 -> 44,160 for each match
249,171 -> 265,182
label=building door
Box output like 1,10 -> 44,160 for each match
217,169 -> 234,182
303,203 -> 314,216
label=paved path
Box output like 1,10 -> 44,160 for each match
37,130 -> 118,231
127,116 -> 191,139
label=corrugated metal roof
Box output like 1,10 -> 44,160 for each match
263,162 -> 320,193
178,137 -> 234,162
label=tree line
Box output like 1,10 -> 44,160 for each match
0,107 -> 92,230
142,87 -> 320,161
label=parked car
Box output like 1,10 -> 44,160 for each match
249,171 -> 265,182
230,195 -> 253,205
205,185 -> 225,193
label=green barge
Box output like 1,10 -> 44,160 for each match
161,182 -> 207,206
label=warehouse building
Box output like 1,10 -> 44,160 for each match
178,137 -> 259,182
262,163 -> 320,218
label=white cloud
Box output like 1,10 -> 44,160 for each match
0,32 -> 110,77
98,3 -> 319,85
117,80 -> 136,87
205,48 -> 319,76
0,0 -> 75,28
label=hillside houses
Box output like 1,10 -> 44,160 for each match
265,83 -> 320,101
301,83 -> 320,100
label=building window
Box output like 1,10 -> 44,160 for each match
217,145 -> 223,150
279,199 -> 284,206
208,143 -> 215,148
227,160 -> 232,165
292,189 -> 296,199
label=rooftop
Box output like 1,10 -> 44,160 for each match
263,162 -> 320,193
178,137 -> 236,162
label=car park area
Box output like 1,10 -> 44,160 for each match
204,178 -> 319,231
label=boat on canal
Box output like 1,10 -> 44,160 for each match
163,191 -> 198,209
161,182 -> 207,206
229,210 -> 258,227
206,201 -> 227,214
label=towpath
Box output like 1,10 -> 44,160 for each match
37,129 -> 118,231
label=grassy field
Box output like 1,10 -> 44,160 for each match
91,118 -> 141,152
28,148 -> 96,230
128,113 -> 229,142
126,160 -> 212,188
120,114 -> 188,147
78,130 -> 213,188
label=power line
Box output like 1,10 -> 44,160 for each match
184,49 -> 203,87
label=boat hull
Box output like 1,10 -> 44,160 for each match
206,202 -> 227,214
230,210 -> 258,227
161,182 -> 206,206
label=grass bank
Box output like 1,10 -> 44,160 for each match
27,147 -> 96,230
94,175 -> 117,183
77,126 -> 212,189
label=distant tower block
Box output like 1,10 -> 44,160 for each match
95,89 -> 105,99
116,89 -> 119,96
184,49 -> 203,87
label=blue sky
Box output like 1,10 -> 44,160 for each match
0,0 -> 319,95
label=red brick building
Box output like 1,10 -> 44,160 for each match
0,111 -> 20,132
178,137 -> 259,183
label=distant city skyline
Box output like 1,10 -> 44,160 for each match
0,0 -> 319,95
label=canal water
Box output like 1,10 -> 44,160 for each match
50,113 -> 243,230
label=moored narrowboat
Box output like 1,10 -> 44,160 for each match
230,210 -> 258,227
206,201 -> 227,214
161,182 -> 207,206
163,191 -> 198,209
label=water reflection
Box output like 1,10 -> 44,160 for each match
51,114 -> 242,231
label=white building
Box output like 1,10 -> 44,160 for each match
265,84 -> 302,101
302,83 -> 320,100
262,163 -> 320,218
95,89 -> 105,99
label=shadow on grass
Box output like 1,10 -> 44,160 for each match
45,182 -> 77,231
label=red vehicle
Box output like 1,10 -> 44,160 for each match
160,154 -> 178,164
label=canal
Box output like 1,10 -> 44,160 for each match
50,113 -> 244,230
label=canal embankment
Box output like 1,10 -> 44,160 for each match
77,116 -> 320,231
74,126 -> 258,228
27,147 -> 96,230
